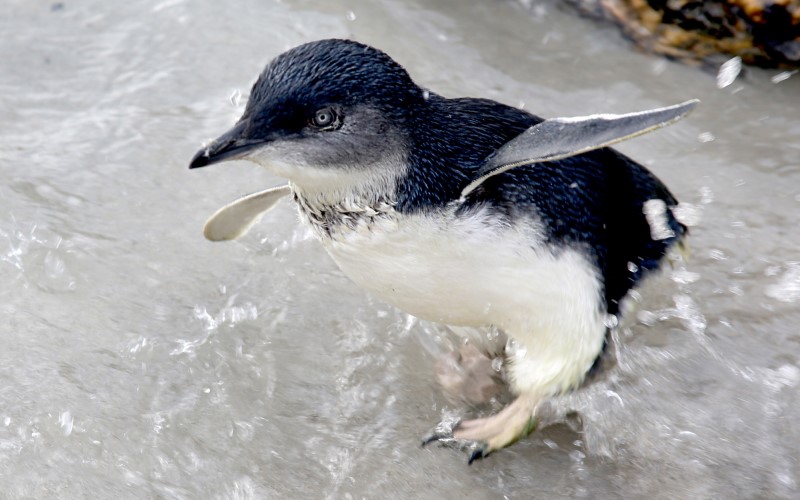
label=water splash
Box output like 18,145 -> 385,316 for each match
229,89 -> 245,107
673,203 -> 702,226
193,297 -> 259,331
761,364 -> 800,392
604,314 -> 619,329
698,186 -> 714,205
171,297 -> 259,356
716,56 -> 742,89
765,263 -> 800,302
0,220 -> 79,293
697,132 -> 715,143
58,411 -> 73,437
771,70 -> 797,83
673,294 -> 707,336
505,337 -> 527,360
671,268 -> 700,285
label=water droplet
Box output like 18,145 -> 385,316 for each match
674,294 -> 707,334
699,186 -> 714,204
775,471 -> 797,488
766,263 -> 800,302
233,421 -> 255,442
505,338 -> 527,359
59,411 -> 73,436
709,249 -> 727,260
605,390 -> 624,406
422,89 -> 430,100
229,89 -> 244,107
44,251 -> 65,279
716,56 -> 741,88
698,132 -> 715,143
671,269 -> 700,284
345,10 -> 356,21
649,59 -> 667,76
673,202 -> 702,226
627,261 -> 639,273
569,450 -> 586,462
771,70 -> 797,83
149,412 -> 166,434
637,310 -> 657,326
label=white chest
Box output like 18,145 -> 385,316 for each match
308,204 -> 609,396
320,207 -> 597,330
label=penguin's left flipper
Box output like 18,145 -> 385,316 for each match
461,99 -> 699,198
203,184 -> 291,241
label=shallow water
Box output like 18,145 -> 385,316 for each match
1,0 -> 799,498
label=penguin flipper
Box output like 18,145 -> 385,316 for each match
203,184 -> 291,241
460,99 -> 698,198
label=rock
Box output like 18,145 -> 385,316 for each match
563,0 -> 800,68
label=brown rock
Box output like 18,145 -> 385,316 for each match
564,0 -> 800,68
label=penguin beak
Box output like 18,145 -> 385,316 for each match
189,121 -> 264,169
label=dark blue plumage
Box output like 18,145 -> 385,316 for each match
398,91 -> 685,316
240,39 -> 424,143
398,95 -> 538,209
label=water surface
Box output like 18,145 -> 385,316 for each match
1,0 -> 799,498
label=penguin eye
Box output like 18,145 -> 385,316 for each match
310,107 -> 341,130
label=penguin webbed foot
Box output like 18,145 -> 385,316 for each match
422,395 -> 538,464
421,420 -> 491,465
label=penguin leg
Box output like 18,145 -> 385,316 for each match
435,344 -> 504,406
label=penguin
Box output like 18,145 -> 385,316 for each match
189,38 -> 694,463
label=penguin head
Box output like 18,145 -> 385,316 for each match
190,39 -> 425,199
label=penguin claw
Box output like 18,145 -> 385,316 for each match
421,417 -> 459,447
421,420 -> 492,464
420,431 -> 449,447
467,445 -> 488,465
424,395 -> 539,463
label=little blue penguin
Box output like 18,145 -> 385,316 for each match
189,39 -> 693,463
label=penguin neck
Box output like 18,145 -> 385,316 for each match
289,173 -> 399,239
